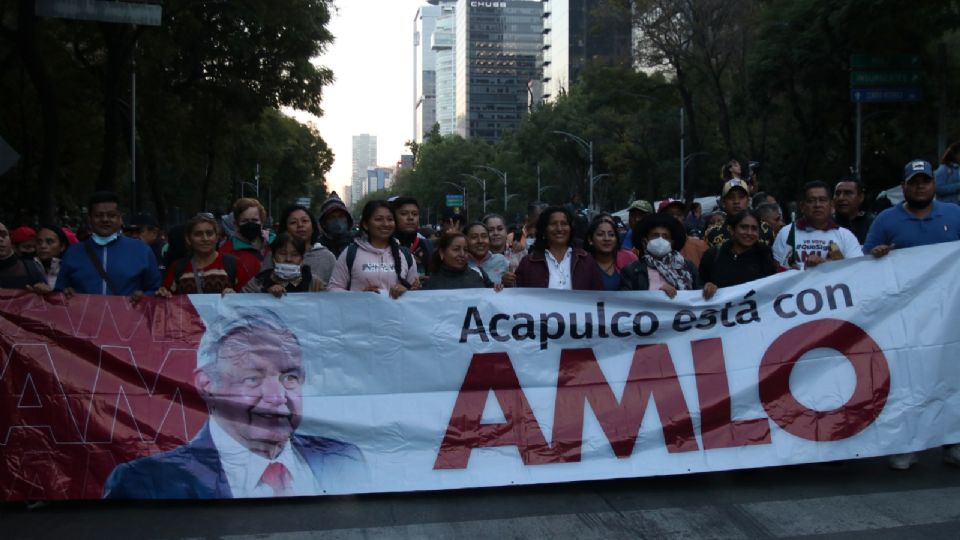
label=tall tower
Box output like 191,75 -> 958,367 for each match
541,0 -> 633,102
414,3 -> 441,143
455,0 -> 543,144
351,134 -> 378,206
432,1 -> 458,136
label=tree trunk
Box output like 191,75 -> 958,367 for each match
199,140 -> 216,212
675,67 -> 703,197
17,0 -> 58,224
96,24 -> 133,193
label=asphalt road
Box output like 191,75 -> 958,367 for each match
4,449 -> 960,539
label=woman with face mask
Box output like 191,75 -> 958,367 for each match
262,205 -> 337,288
35,224 -> 69,288
219,198 -> 275,289
242,233 -> 323,297
0,222 -> 49,292
157,214 -> 248,297
423,232 -> 503,290
620,214 -> 700,297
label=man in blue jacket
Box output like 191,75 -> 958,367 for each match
55,191 -> 160,301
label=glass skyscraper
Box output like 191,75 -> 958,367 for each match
541,0 -> 633,102
455,0 -> 543,144
432,2 -> 458,136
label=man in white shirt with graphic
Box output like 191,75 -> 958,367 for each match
773,180 -> 863,270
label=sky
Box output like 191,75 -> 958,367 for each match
287,0 -> 428,200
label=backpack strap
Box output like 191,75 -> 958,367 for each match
345,242 -> 359,290
390,240 -> 413,289
82,241 -> 118,294
221,253 -> 237,287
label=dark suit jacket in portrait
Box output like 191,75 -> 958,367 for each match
103,422 -> 366,499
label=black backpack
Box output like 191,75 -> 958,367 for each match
344,240 -> 414,290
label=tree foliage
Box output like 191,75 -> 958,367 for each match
394,0 -> 960,223
0,0 -> 335,225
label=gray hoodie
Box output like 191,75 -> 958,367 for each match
328,239 -> 418,292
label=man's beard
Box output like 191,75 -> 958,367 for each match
906,195 -> 933,210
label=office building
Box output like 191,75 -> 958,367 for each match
541,0 -> 633,102
432,1 -> 458,136
351,134 -> 377,203
455,0 -> 543,143
367,167 -> 393,194
414,4 -> 442,142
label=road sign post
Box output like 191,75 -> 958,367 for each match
445,194 -> 464,208
849,54 -> 923,180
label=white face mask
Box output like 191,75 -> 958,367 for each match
646,237 -> 672,258
274,263 -> 302,281
91,232 -> 120,246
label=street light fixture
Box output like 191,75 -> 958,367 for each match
460,173 -> 488,214
552,130 -> 595,211
476,165 -> 508,213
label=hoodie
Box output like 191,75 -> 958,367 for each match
328,238 -> 419,292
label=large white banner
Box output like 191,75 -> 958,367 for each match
174,241 -> 960,496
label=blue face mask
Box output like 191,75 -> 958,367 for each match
91,232 -> 120,246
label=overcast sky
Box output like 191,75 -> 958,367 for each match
288,0 -> 427,199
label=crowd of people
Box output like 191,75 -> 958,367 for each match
2,149 -> 960,470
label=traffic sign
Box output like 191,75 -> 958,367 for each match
35,0 -> 163,26
445,194 -> 464,208
850,71 -> 921,87
0,136 -> 20,176
850,54 -> 921,70
850,87 -> 922,103
296,197 -> 312,207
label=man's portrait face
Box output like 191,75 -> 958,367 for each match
196,328 -> 304,457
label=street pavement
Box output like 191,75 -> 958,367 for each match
4,448 -> 960,539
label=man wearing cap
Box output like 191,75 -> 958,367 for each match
705,179 -> 775,248
864,160 -> 960,258
621,199 -> 653,251
865,159 -> 960,470
658,199 -> 708,266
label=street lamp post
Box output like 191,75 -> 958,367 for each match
552,131 -> 594,210
460,173 -> 487,214
240,163 -> 261,198
476,165 -> 508,214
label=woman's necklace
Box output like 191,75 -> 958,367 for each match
596,256 -> 616,275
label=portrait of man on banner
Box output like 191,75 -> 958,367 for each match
103,308 -> 365,499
